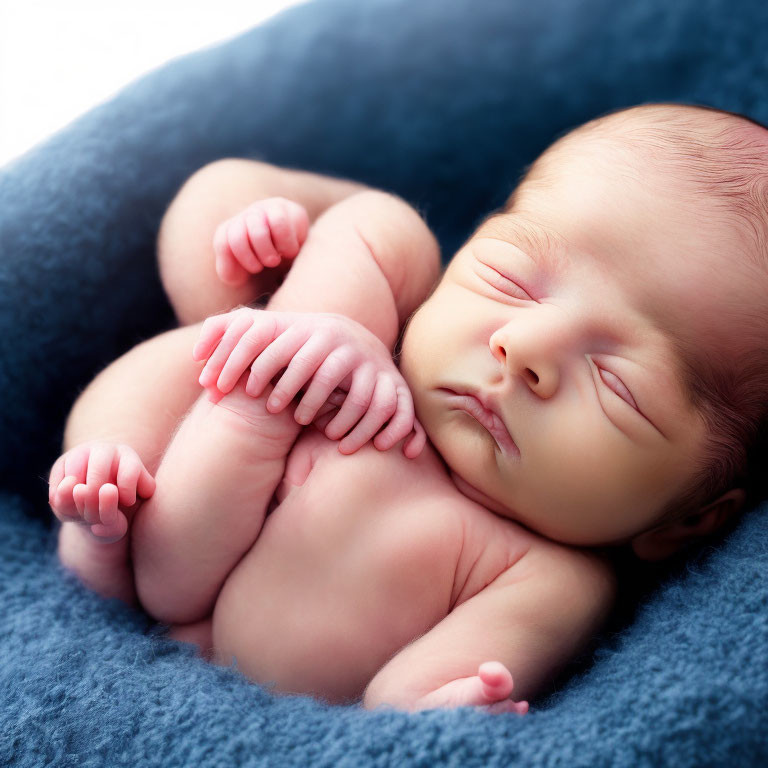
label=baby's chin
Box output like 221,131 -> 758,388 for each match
449,470 -> 517,519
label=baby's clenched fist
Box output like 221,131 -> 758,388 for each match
48,441 -> 155,543
213,197 -> 310,286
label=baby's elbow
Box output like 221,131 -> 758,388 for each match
362,679 -> 396,712
345,190 -> 441,320
362,676 -> 417,713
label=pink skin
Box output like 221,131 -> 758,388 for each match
410,662 -> 529,715
48,441 -> 156,543
213,197 -> 310,286
192,308 -> 426,458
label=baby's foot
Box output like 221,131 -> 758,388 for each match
49,441 -> 156,543
213,197 -> 310,286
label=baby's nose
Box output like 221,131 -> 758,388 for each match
489,314 -> 575,398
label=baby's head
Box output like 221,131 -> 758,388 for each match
400,102 -> 768,560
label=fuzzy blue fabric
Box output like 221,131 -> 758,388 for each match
1,0 -> 767,764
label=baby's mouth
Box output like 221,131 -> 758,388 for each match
438,388 -> 520,457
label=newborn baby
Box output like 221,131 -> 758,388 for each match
49,102 -> 768,713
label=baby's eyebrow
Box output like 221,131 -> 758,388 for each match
476,213 -> 570,273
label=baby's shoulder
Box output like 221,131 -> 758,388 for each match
497,535 -> 618,614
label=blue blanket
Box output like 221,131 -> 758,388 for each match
1,0 -> 767,764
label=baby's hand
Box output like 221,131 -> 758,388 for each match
213,197 -> 310,286
192,308 -> 426,458
410,662 -> 529,715
48,441 -> 156,543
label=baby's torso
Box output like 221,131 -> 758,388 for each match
210,428 -> 536,703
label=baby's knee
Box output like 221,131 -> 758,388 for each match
158,159 -> 247,260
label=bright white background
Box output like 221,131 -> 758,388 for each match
0,0 -> 307,166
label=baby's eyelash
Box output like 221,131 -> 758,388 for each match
598,368 -> 638,410
474,261 -> 532,301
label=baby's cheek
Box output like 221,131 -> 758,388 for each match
512,427 -> 608,535
398,327 -> 428,391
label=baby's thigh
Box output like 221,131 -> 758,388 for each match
63,323 -> 206,471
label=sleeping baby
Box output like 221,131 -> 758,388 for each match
49,102 -> 768,713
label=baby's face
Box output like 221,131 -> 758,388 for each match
400,136 -> 761,547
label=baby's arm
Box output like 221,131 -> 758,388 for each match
363,543 -> 616,712
193,308 -> 426,457
160,159 -> 371,325
237,189 -> 441,350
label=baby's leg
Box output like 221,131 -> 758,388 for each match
130,373 -> 302,626
56,323 -> 207,606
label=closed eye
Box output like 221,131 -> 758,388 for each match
598,368 -> 638,410
473,260 -> 532,301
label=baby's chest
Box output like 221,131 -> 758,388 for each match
263,432 -> 466,615
267,430 -> 531,606
211,432 -> 529,701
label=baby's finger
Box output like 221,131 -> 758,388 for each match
62,443 -> 91,486
478,661 -> 514,697
286,200 -> 310,249
309,392 -> 345,429
85,443 -> 117,491
90,513 -> 128,543
288,346 -> 353,423
402,419 -> 427,459
483,699 -> 529,716
53,475 -> 80,520
264,199 -> 299,259
246,324 -> 309,398
72,483 -> 87,520
98,483 -> 119,527
48,454 -> 67,506
227,216 -> 263,274
214,221 -> 251,285
246,207 -> 280,268
115,448 -> 141,507
74,483 -> 100,525
338,375 -> 397,454
136,465 -> 156,500
193,311 -> 236,362
312,411 -> 336,432
216,314 -> 280,393
373,382 -> 416,452
322,365 -> 376,438
198,311 -> 255,388
270,334 -> 336,415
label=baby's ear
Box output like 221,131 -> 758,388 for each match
630,488 -> 746,562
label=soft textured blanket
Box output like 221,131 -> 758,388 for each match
1,0 -> 767,765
